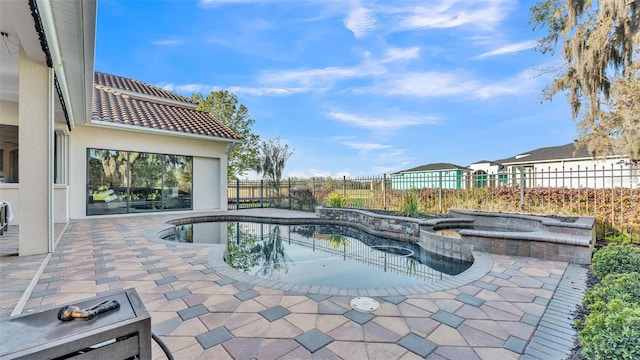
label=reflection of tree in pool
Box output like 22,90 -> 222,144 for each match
328,235 -> 350,249
225,223 -> 262,272
225,223 -> 292,280
253,225 -> 292,280
406,258 -> 418,276
327,235 -> 350,260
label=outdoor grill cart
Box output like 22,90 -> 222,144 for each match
0,288 -> 151,359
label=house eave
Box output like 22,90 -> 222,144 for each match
501,154 -> 628,167
87,120 -> 243,144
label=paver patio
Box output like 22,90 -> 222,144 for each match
0,209 -> 586,359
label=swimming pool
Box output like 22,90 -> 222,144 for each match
166,221 -> 471,288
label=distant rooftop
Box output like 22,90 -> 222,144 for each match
497,143 -> 596,164
395,162 -> 471,174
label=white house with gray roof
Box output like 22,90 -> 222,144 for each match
396,143 -> 636,191
468,143 -> 636,189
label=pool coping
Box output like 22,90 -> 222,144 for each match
151,213 -> 495,297
206,247 -> 494,297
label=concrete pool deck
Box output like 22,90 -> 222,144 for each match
0,209 -> 587,359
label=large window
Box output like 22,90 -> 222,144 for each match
87,148 -> 192,215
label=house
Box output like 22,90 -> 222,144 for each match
467,160 -> 508,188
84,72 -> 242,217
0,1 -> 241,256
391,163 -> 472,190
492,143 -> 635,189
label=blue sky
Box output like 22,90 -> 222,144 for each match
95,0 -> 575,179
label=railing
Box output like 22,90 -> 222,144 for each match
228,165 -> 639,242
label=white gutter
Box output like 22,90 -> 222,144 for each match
88,120 -> 243,144
36,0 -> 76,128
501,155 -> 627,167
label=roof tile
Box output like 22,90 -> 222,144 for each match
92,72 -> 242,141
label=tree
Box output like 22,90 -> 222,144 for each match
530,0 -> 639,160
598,62 -> 640,163
191,90 -> 260,180
254,137 -> 294,202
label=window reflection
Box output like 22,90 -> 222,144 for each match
164,155 -> 192,210
0,125 -> 18,183
87,148 -> 192,215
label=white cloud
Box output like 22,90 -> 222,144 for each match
396,0 -> 512,31
151,38 -> 184,46
158,83 -> 311,97
344,7 -> 378,38
227,86 -> 310,96
476,40 -> 537,59
258,46 -> 418,88
341,142 -> 392,151
260,66 -> 364,86
369,72 -> 478,98
329,110 -> 439,130
381,47 -> 420,62
361,70 -> 529,100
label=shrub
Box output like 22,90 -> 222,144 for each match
579,299 -> 640,360
584,272 -> 640,308
396,191 -> 420,217
326,191 -> 348,208
591,244 -> 640,279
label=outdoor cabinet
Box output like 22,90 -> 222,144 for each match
0,288 -> 151,360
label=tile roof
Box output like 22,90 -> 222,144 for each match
95,72 -> 196,105
92,72 -> 242,141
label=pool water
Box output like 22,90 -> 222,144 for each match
166,221 -> 471,288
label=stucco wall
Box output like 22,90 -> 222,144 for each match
391,170 -> 463,190
505,159 -> 635,188
69,124 -> 230,219
0,100 -> 19,125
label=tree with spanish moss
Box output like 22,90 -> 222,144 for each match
254,137 -> 294,202
530,0 -> 639,161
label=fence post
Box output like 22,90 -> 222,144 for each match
258,180 -> 263,208
288,178 -> 292,209
383,174 -> 387,210
438,171 -> 443,213
236,179 -> 240,210
342,176 -> 346,196
519,167 -> 525,211
611,163 -> 614,227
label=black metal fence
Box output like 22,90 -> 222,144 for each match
228,165 -> 639,242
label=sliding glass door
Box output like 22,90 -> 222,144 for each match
87,148 -> 192,215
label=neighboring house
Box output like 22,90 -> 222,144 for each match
494,143 -> 635,189
468,160 -> 508,188
0,1 -> 242,256
393,143 -> 635,191
391,163 -> 472,190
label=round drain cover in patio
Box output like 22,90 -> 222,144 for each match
350,297 -> 380,312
